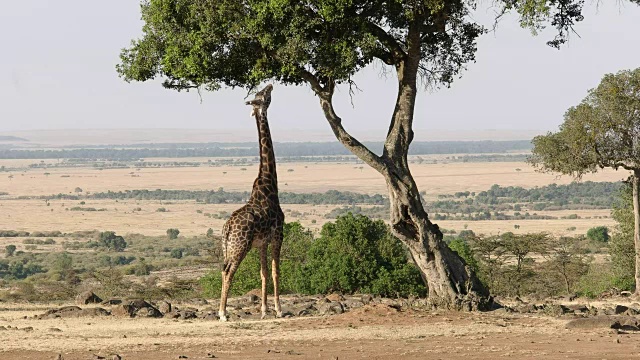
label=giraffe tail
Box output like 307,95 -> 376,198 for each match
221,222 -> 230,272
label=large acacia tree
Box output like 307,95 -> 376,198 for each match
530,68 -> 640,294
118,0 -> 638,309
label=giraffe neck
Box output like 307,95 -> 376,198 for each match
254,108 -> 278,189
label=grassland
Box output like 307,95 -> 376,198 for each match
0,157 -> 628,239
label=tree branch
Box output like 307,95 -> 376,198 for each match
365,22 -> 407,63
299,74 -> 386,173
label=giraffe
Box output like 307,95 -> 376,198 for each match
218,84 -> 284,321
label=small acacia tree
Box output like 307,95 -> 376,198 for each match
119,0 -> 639,309
530,68 -> 640,294
5,244 -> 16,257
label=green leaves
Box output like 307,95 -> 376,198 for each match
530,68 -> 640,177
200,217 -> 426,298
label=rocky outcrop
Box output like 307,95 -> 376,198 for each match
75,291 -> 103,305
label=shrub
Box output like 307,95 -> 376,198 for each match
5,245 -> 16,257
98,231 -> 127,252
305,214 -> 425,297
447,238 -> 478,272
170,248 -> 183,259
586,226 -> 610,243
575,263 -> 631,298
156,207 -> 167,212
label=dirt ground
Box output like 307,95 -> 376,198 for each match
1,302 -> 640,360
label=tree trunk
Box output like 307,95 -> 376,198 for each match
633,170 -> 640,296
383,167 -> 491,310
307,49 -> 491,310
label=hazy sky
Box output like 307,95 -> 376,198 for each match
1,1 -> 639,141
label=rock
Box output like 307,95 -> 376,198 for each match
174,308 -> 198,320
621,291 -> 633,297
361,294 -> 373,305
614,305 -> 629,314
22,326 -> 34,332
189,298 -> 208,306
112,299 -> 162,318
245,294 -> 259,304
112,305 -> 136,318
564,294 -> 578,302
76,291 -> 103,305
325,293 -> 345,302
624,308 -> 639,316
317,301 -> 344,316
343,299 -> 365,310
36,306 -> 110,319
158,300 -> 172,315
603,307 -> 616,315
49,328 -> 63,332
565,315 -> 640,330
514,303 -> 539,314
136,307 -> 162,318
565,304 -> 589,313
101,299 -> 123,306
542,304 -> 569,316
111,355 -> 122,360
55,354 -> 64,360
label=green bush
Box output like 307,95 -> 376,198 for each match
586,226 -> 610,243
447,238 -> 478,272
575,263 -> 631,298
98,231 -> 127,252
170,248 -> 183,259
202,216 -> 426,299
301,214 -> 425,297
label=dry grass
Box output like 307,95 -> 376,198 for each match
0,160 -> 629,197
0,159 -> 628,239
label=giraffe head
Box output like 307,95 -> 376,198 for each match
246,84 -> 273,117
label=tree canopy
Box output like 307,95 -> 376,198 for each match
530,68 -> 640,177
530,67 -> 640,294
117,0 -> 635,92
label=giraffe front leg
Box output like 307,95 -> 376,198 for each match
271,233 -> 283,318
260,242 -> 269,319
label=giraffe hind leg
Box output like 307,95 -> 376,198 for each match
219,216 -> 254,322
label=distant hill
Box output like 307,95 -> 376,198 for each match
0,136 -> 27,142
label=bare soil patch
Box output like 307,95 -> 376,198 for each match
2,297 -> 640,360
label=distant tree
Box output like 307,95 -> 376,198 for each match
51,252 -> 79,284
206,228 -> 214,239
5,245 -> 16,257
586,226 -> 610,243
99,231 -> 127,252
74,187 -> 83,193
166,228 -> 180,240
530,68 -> 640,294
545,236 -> 589,294
501,232 -> 549,296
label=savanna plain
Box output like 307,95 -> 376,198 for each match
0,138 -> 638,360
